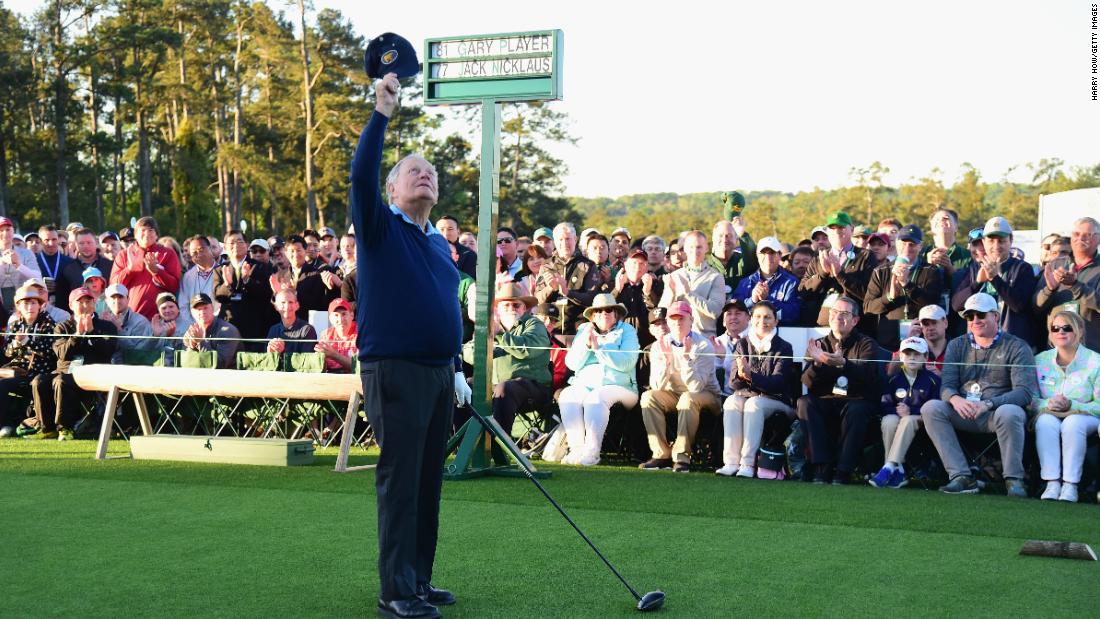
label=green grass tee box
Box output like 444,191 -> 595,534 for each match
1,441 -> 1098,618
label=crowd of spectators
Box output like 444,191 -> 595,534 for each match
0,202 -> 1098,502
0,215 -> 357,441
454,203 -> 1100,501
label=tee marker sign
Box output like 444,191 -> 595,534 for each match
424,30 -> 563,105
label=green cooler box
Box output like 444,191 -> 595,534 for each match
129,435 -> 315,466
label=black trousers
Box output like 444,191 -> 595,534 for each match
0,376 -> 31,428
31,372 -> 93,432
491,378 -> 552,436
362,359 -> 453,602
796,395 -> 874,475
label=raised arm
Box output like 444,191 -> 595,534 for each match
350,73 -> 401,248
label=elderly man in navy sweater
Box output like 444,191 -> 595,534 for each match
351,72 -> 472,619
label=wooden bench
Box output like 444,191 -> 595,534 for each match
71,364 -> 372,472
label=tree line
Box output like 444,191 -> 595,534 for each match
575,160 -> 1100,243
0,0 -> 579,239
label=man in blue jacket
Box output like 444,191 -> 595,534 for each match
733,236 -> 800,325
351,72 -> 472,619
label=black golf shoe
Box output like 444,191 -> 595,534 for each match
417,583 -> 455,606
378,597 -> 439,619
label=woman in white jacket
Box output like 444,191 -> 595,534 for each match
555,293 -> 640,466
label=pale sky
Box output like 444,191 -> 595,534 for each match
8,0 -> 1098,197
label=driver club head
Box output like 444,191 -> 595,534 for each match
636,591 -> 665,612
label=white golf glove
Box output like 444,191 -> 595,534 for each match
454,372 -> 473,407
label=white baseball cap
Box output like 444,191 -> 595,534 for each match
105,283 -> 128,297
918,305 -> 947,321
756,236 -> 783,254
982,216 -> 1013,238
961,292 -> 999,317
899,337 -> 929,355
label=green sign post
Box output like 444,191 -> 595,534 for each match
427,30 -> 563,480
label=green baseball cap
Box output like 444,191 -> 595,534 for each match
852,225 -> 874,238
533,227 -> 553,240
722,191 -> 745,208
826,211 -> 853,228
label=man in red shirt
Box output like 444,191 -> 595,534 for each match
109,216 -> 181,320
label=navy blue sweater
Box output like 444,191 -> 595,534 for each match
350,112 -> 461,368
881,368 -> 941,417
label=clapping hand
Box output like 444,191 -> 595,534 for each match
641,272 -> 655,295
896,402 -> 910,417
1042,262 -> 1059,291
143,251 -> 160,274
736,355 -> 750,381
240,261 -> 253,281
1054,267 -> 1077,287
182,322 -> 204,350
976,257 -> 998,284
221,265 -> 235,286
751,280 -> 769,303
614,269 -> 627,294
268,338 -> 286,354
75,313 -> 94,335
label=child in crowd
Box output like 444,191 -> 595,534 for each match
870,336 -> 941,488
82,266 -> 109,316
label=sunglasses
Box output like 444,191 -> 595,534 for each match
918,319 -> 939,327
964,311 -> 990,321
497,238 -> 514,244
1050,325 -> 1074,334
592,307 -> 617,314
967,229 -> 984,242
250,247 -> 268,253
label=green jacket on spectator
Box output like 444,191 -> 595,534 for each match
463,312 -> 551,386
706,231 -> 757,298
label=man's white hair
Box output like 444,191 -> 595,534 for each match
553,222 -> 576,236
1073,217 -> 1100,233
385,153 -> 434,204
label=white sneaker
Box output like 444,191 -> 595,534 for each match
577,454 -> 600,467
0,425 -> 14,438
715,464 -> 739,477
1040,481 -> 1062,501
1058,482 -> 1078,503
736,466 -> 755,478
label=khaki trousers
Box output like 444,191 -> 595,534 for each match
640,389 -> 720,464
880,413 -> 923,466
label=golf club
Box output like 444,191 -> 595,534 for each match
472,412 -> 666,612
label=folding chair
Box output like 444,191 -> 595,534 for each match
121,349 -> 167,367
514,401 -> 561,458
233,352 -> 286,437
270,352 -> 338,443
160,350 -> 223,435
